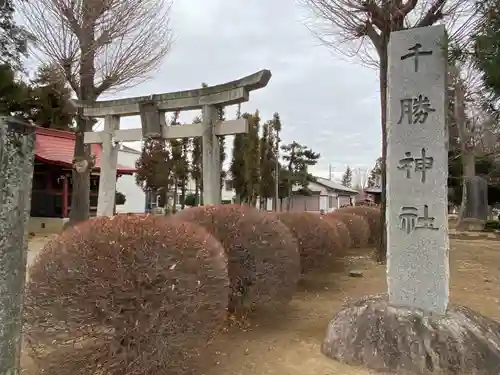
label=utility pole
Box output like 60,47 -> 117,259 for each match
274,127 -> 280,211
272,113 -> 282,212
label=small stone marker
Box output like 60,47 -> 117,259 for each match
348,270 -> 363,278
0,117 -> 36,375
386,25 -> 449,314
458,176 -> 489,231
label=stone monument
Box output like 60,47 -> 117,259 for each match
386,25 -> 449,314
457,175 -> 489,231
76,70 -> 272,216
0,117 -> 36,375
321,25 -> 500,375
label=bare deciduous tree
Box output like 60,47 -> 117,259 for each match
18,0 -> 173,224
449,60 -> 499,226
300,0 -> 473,263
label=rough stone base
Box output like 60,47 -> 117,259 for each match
322,295 -> 500,375
456,217 -> 485,232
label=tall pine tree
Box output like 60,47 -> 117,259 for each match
190,116 -> 203,205
0,0 -> 28,70
135,138 -> 173,214
245,110 -> 261,206
341,166 -> 353,187
367,157 -> 382,188
259,120 -> 276,209
281,141 -> 320,210
168,111 -> 183,213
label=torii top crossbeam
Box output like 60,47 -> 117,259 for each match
73,69 -> 272,117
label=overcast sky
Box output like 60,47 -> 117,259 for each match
26,0 -> 383,181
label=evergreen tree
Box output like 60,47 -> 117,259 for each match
245,110 -> 261,206
179,138 -> 191,209
190,116 -> 203,205
271,112 -> 282,210
230,131 -> 246,203
135,138 -> 173,214
259,120 -> 276,209
474,0 -> 500,102
341,166 -> 353,187
168,111 -> 182,213
27,64 -> 74,129
0,64 -> 28,116
367,157 -> 383,188
216,105 -> 227,191
0,0 -> 29,70
281,141 -> 320,210
0,63 -> 74,127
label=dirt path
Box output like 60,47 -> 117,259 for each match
203,240 -> 500,375
24,238 -> 500,375
27,235 -> 53,268
202,250 -> 386,375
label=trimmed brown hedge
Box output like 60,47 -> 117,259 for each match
24,214 -> 229,375
321,215 -> 352,250
338,206 -> 381,245
327,212 -> 370,248
276,212 -> 341,273
175,205 -> 301,313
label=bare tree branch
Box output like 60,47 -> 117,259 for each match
299,0 -> 475,69
17,0 -> 174,97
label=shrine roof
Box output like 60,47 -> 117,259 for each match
34,127 -> 136,175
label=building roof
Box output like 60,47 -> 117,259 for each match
314,176 -> 359,195
120,144 -> 141,155
35,127 -> 136,174
365,186 -> 382,194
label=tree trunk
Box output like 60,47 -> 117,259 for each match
194,181 -> 199,206
69,121 -> 91,225
454,73 -> 476,226
172,180 -> 178,214
69,33 -> 96,226
286,189 -> 292,211
163,187 -> 169,216
377,45 -> 388,264
180,179 -> 186,209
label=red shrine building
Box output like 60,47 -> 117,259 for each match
29,127 -> 135,233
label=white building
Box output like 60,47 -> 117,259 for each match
283,176 -> 359,213
255,176 -> 358,213
116,145 -> 146,213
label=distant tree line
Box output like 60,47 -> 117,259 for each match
135,107 -> 320,212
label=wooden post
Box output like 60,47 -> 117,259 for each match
62,175 -> 69,217
0,117 -> 36,375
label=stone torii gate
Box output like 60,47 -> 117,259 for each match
75,70 -> 272,216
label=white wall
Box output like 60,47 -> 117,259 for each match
221,178 -> 235,202
116,150 -> 146,213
